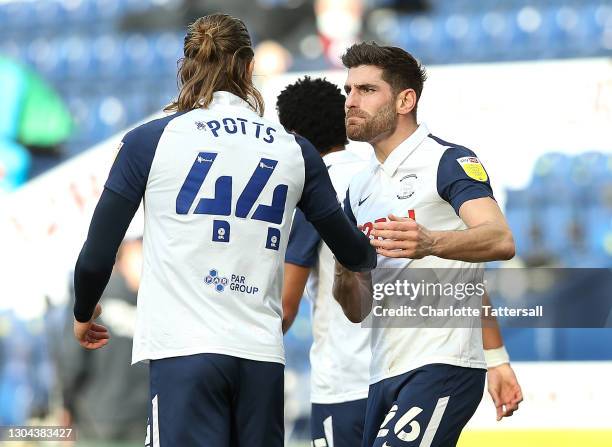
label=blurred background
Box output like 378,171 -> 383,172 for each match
0,0 -> 611,446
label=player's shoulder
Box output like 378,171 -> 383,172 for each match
425,133 -> 479,159
123,111 -> 187,144
289,133 -> 320,162
429,134 -> 491,185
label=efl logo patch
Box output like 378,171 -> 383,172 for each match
457,156 -> 488,182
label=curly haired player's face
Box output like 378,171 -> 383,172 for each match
344,65 -> 398,143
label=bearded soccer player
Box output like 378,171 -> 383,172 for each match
332,42 -> 523,447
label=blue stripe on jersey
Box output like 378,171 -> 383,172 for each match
105,112 -> 185,204
343,188 -> 357,225
294,134 -> 341,222
431,134 -> 495,215
285,208 -> 321,267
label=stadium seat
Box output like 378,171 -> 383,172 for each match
502,327 -> 559,361
505,190 -> 535,256
30,1 -> 65,29
537,204 -> 576,254
530,152 -> 574,201
152,32 -> 183,74
57,35 -> 95,78
120,34 -> 156,77
0,2 -> 29,31
26,37 -> 61,79
584,205 -> 612,258
561,329 -> 612,360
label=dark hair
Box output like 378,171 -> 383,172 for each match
165,14 -> 264,115
341,41 -> 427,118
276,76 -> 348,154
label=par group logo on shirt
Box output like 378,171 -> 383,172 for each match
205,269 -> 229,293
204,269 -> 259,295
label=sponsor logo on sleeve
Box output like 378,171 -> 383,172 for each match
456,156 -> 488,182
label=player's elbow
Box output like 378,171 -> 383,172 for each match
333,290 -> 367,323
497,230 -> 516,260
333,288 -> 362,323
281,308 -> 298,334
344,305 -> 366,323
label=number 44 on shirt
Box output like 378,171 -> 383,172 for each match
176,152 -> 288,247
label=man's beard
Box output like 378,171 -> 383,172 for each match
345,101 -> 398,142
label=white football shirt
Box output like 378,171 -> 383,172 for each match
344,124 -> 491,384
105,91 -> 342,365
286,150 -> 371,403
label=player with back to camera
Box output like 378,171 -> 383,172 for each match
332,42 -> 523,447
71,15 -> 376,447
277,77 -> 371,447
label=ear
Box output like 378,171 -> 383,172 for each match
395,88 -> 417,116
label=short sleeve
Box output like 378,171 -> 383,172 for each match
295,135 -> 341,222
105,113 -> 181,204
437,146 -> 495,215
285,208 -> 321,267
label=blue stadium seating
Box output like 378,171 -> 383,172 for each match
505,150 -> 612,266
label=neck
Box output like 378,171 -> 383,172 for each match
371,120 -> 418,163
320,145 -> 345,157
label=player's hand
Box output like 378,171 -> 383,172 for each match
369,214 -> 434,259
73,304 -> 110,350
487,363 -> 523,421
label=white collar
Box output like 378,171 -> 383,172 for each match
322,149 -> 348,167
368,123 -> 429,176
200,91 -> 253,110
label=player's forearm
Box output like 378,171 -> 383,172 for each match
430,222 -> 515,262
482,292 -> 504,349
312,208 -> 377,272
282,310 -> 298,334
74,188 -> 138,322
483,322 -> 504,350
281,285 -> 301,334
73,246 -> 114,322
281,263 -> 310,334
332,262 -> 373,323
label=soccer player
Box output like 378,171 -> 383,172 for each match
333,42 -> 519,447
71,15 -> 376,447
277,77 -> 370,447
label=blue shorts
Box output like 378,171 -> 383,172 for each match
363,364 -> 485,447
145,353 -> 284,447
311,398 -> 367,447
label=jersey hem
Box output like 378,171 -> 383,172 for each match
285,256 -> 316,268
132,346 -> 285,366
370,357 -> 487,384
310,389 -> 369,404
